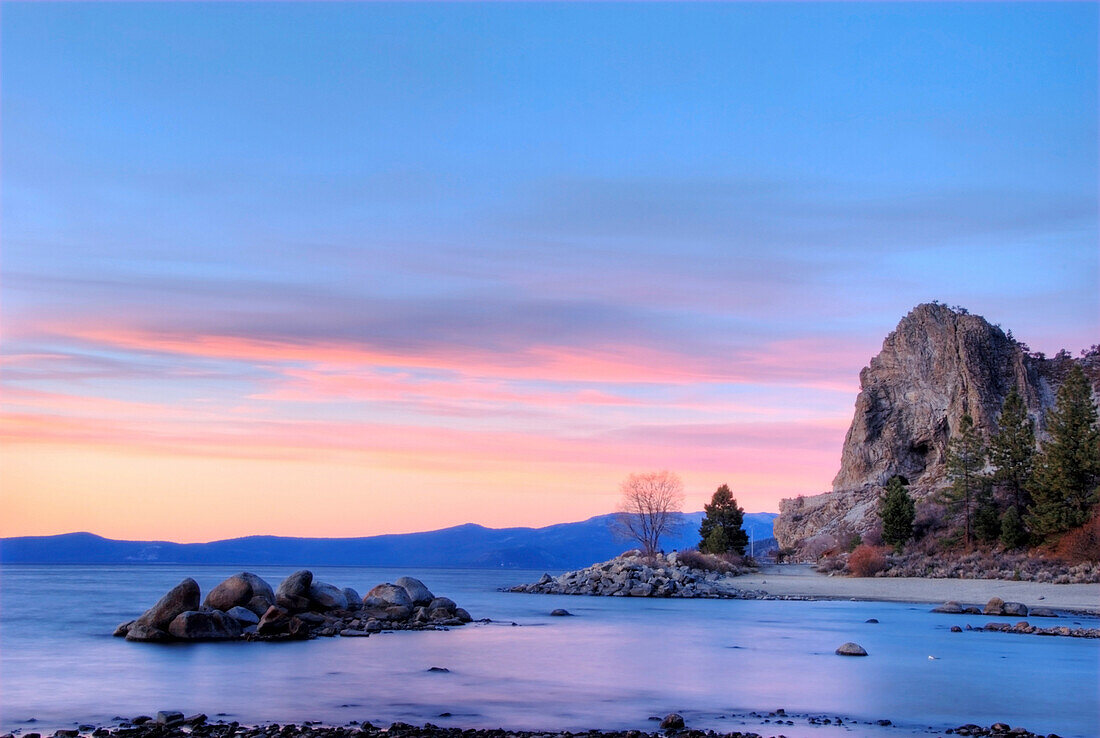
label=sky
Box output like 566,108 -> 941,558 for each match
1,2 -> 1097,542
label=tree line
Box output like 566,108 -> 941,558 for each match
879,364 -> 1100,552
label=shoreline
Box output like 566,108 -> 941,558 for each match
0,715 -> 1065,738
731,564 -> 1100,615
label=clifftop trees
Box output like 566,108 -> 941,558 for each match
1028,365 -> 1100,538
613,471 -> 684,558
698,484 -> 749,556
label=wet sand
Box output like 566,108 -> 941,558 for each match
737,564 -> 1100,613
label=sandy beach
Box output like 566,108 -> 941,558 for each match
738,564 -> 1100,613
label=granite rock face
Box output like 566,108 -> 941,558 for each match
775,303 -> 1094,552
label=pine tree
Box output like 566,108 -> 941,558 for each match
702,526 -> 730,556
942,414 -> 986,548
973,478 -> 1001,544
999,505 -> 1028,549
878,476 -> 915,552
698,484 -> 749,555
988,386 -> 1036,512
1027,365 -> 1100,538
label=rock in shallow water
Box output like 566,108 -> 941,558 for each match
835,642 -> 868,656
659,713 -> 684,730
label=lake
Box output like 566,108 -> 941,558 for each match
1,565 -> 1097,738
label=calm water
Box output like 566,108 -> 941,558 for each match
1,565 -> 1097,738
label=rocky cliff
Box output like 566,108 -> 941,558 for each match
775,303 -> 1093,553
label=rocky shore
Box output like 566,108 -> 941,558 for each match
507,552 -> 784,600
114,572 -> 472,643
0,716 -> 1067,738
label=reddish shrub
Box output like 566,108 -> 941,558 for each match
1054,515 -> 1100,564
847,544 -> 888,577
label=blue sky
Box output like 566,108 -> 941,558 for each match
2,2 -> 1097,539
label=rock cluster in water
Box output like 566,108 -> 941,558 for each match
930,597 -> 1054,617
113,571 -> 472,643
507,552 -> 770,599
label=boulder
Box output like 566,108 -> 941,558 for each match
276,570 -> 313,612
395,577 -> 434,605
384,605 -> 412,622
257,605 -> 292,635
364,583 -> 412,608
245,595 -> 273,617
835,642 -> 868,656
156,712 -> 184,726
454,608 -> 473,623
342,588 -> 362,610
984,597 -> 1006,616
550,609 -> 572,617
1002,602 -> 1028,617
659,714 -> 685,731
236,572 -> 275,603
339,629 -> 370,637
132,578 -> 201,631
114,620 -> 134,637
427,596 -> 456,613
308,582 -> 348,611
1029,607 -> 1058,618
125,623 -> 172,643
932,601 -> 963,614
226,606 -> 260,625
203,575 -> 253,612
168,610 -> 242,640
287,616 -> 311,640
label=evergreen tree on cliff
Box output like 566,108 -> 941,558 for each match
942,414 -> 986,548
988,386 -> 1036,513
878,475 -> 915,552
698,484 -> 749,555
1027,365 -> 1100,538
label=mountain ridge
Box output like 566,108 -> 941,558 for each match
0,511 -> 778,570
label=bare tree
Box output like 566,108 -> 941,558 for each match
612,470 -> 685,558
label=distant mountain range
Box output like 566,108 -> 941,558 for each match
0,512 -> 777,570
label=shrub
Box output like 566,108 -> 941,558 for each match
815,554 -> 846,573
1054,514 -> 1100,563
676,548 -> 743,574
847,545 -> 888,577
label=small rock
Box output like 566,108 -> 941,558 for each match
659,713 -> 685,731
984,597 -> 1006,616
427,666 -> 450,673
865,618 -> 879,623
550,609 -> 572,617
835,642 -> 868,656
155,712 -> 183,726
